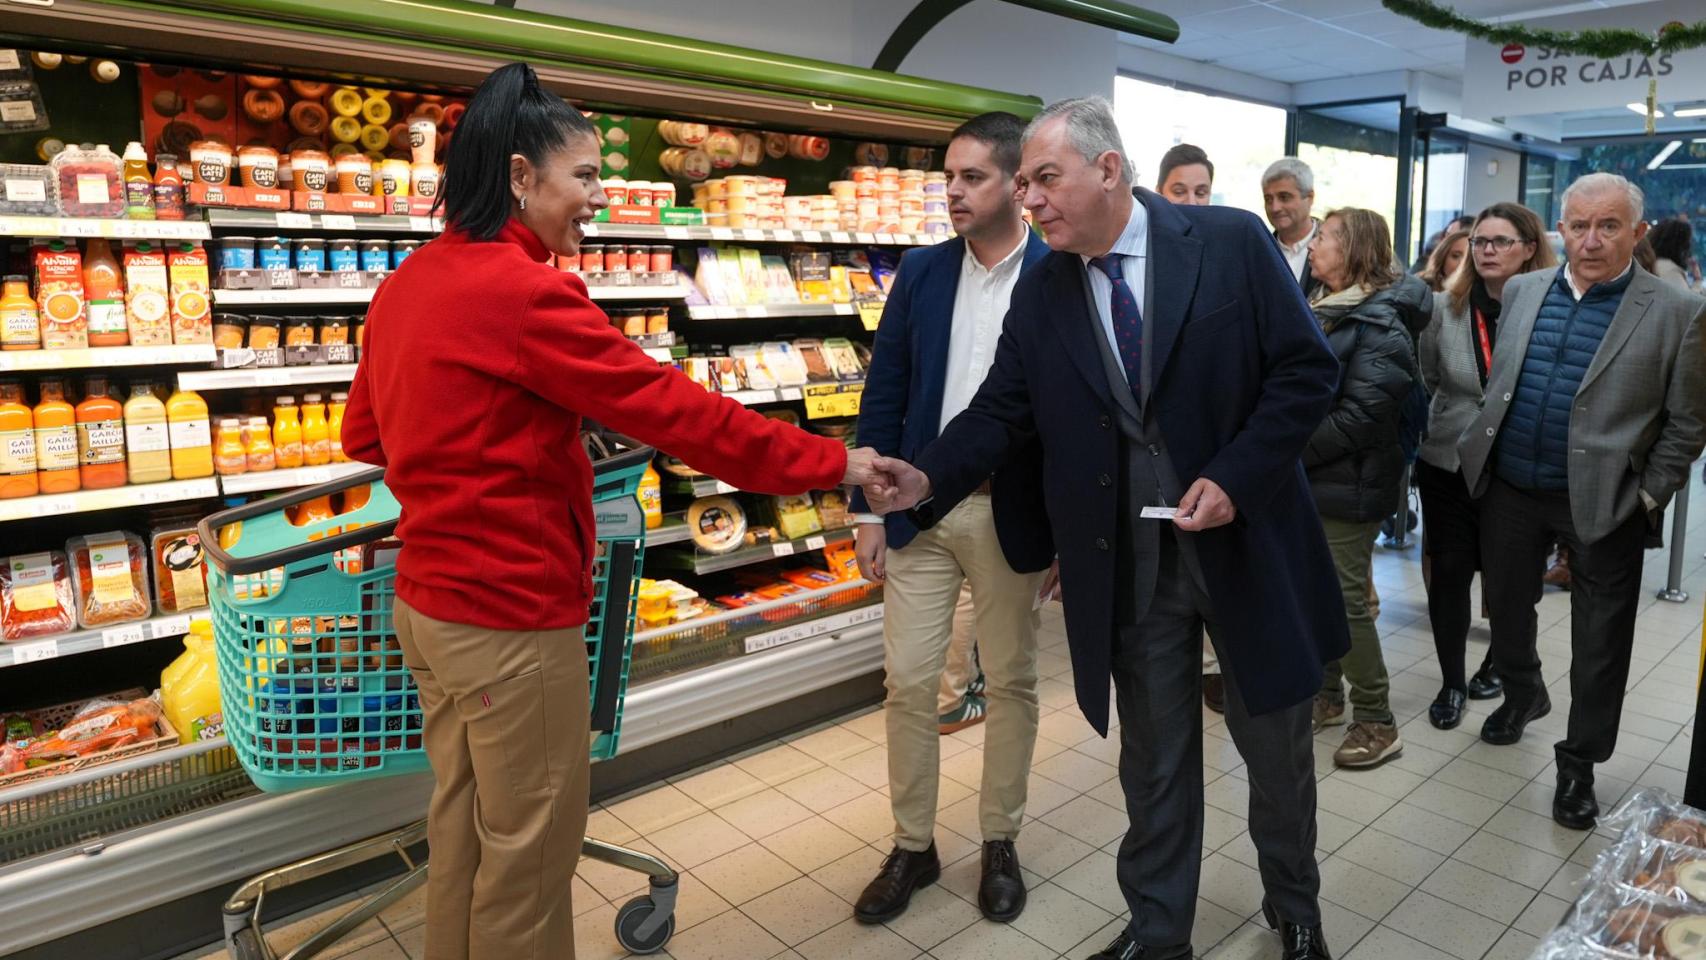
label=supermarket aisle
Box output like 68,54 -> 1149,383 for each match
176,492 -> 1706,960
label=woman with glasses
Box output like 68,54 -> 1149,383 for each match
1416,202 -> 1557,729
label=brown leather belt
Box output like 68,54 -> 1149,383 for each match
973,479 -> 993,496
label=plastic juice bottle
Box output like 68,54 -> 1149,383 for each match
327,391 -> 348,462
300,393 -> 330,466
153,155 -> 185,221
0,276 -> 40,351
272,397 -> 303,469
83,238 -> 128,347
639,461 -> 663,529
0,380 -> 38,500
122,142 -> 156,220
214,418 -> 246,476
245,415 -> 276,472
289,494 -> 335,527
75,376 -> 127,489
33,378 -> 78,493
161,622 -> 224,743
122,380 -> 172,484
166,387 -> 213,479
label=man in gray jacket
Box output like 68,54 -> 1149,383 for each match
1459,172 -> 1706,831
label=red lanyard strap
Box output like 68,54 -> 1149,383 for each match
1472,307 -> 1493,373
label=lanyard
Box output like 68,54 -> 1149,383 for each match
1472,306 -> 1494,374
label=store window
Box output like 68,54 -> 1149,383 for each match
1113,75 -> 1287,219
1568,140 -> 1698,263
1293,101 -> 1402,235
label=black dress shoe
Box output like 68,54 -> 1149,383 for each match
854,843 -> 940,924
1555,777 -> 1601,831
1480,691 -> 1550,745
978,840 -> 1027,922
1264,902 -> 1333,960
1086,933 -> 1192,960
1204,674 -> 1226,714
1428,688 -> 1467,730
1467,661 -> 1503,700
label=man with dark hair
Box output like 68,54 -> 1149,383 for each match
850,111 -> 1057,925
1157,144 -> 1213,206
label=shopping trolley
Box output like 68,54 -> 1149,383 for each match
201,441 -> 678,958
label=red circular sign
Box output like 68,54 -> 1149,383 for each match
1501,43 -> 1525,64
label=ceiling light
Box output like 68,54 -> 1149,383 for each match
1628,102 -> 1667,118
1649,140 -> 1683,169
1675,106 -> 1706,118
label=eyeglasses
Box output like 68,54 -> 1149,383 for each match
1469,236 -> 1526,252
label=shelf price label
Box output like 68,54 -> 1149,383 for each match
664,226 -> 690,241
741,228 -> 766,242
800,231 -> 824,243
803,383 -> 862,420
321,214 -> 357,230
150,615 -> 193,639
771,541 -> 796,557
805,536 -> 827,551
773,230 -> 796,242
408,216 -> 436,233
276,212 -> 314,229
102,624 -> 147,648
11,640 -> 57,665
709,227 -> 735,241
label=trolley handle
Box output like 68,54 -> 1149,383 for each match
199,466 -> 397,577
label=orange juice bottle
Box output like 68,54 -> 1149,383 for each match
214,418 -> 246,476
327,391 -> 348,462
33,378 -> 79,493
245,415 -> 275,472
289,494 -> 335,527
300,393 -> 330,466
83,239 -> 128,348
1,276 -> 40,351
272,397 -> 303,469
122,380 -> 172,484
0,380 -> 39,500
166,387 -> 213,479
75,376 -> 127,489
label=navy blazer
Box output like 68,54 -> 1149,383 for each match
911,190 -> 1350,732
851,232 -> 1054,573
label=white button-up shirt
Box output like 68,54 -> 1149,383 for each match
1278,219 -> 1317,284
938,234 -> 1029,433
1081,198 -> 1149,388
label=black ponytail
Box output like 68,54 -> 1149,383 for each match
436,62 -> 597,241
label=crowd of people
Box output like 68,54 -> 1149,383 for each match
851,98 -> 1706,960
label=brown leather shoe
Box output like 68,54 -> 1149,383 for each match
1543,548 -> 1572,590
1203,674 -> 1226,714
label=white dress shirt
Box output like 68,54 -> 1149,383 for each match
939,234 -> 1029,433
1277,219 -> 1317,284
1081,198 -> 1149,388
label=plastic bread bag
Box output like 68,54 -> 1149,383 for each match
1604,789 -> 1706,848
1581,828 -> 1706,909
1540,871 -> 1706,960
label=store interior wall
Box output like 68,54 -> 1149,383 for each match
512,0 -> 1117,104
1464,142 -> 1522,215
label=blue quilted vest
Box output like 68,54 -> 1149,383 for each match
1493,267 -> 1633,491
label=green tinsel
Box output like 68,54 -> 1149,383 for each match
1382,0 -> 1706,59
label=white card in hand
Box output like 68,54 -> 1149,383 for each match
1140,506 -> 1180,520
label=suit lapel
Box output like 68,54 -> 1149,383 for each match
1142,191 -> 1201,394
1580,268 -> 1658,391
1489,267 -> 1554,396
1046,255 -> 1119,411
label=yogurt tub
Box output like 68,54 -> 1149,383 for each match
360,239 -> 390,272
328,238 -> 360,273
217,236 -> 257,271
390,239 -> 420,268
294,237 -> 327,272
257,237 -> 292,271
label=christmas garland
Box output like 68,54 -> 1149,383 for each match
1381,0 -> 1706,59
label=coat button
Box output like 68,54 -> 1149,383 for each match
1099,415 -> 1111,429
1095,538 -> 1110,550
1503,393 -> 1512,402
1147,443 -> 1161,456
1486,427 -> 1496,437
1098,473 -> 1112,487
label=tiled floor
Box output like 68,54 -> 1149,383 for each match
177,483 -> 1706,960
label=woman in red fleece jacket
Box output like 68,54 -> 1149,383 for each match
341,63 -> 880,960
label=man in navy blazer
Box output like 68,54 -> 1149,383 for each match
847,113 -> 1057,928
866,98 -> 1347,960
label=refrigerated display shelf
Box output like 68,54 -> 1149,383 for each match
583,223 -> 947,247
647,527 -> 855,576
627,579 -> 880,684
647,517 -> 693,547
0,215 -> 210,241
212,285 -> 691,306
0,478 -> 219,523
686,303 -> 857,321
2,612 -> 204,670
203,209 -> 441,234
0,344 -> 217,373
176,364 -> 358,391
217,461 -> 370,495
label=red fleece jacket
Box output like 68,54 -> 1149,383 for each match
342,219 -> 848,630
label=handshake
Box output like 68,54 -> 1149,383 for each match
843,447 -> 931,514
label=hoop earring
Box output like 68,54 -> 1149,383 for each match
519,195 -> 528,211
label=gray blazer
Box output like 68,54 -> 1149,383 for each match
1418,291 -> 1484,474
1457,264 -> 1706,544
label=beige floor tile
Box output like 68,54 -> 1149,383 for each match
671,762 -> 768,809
1418,858 -> 1538,924
1316,776 -> 1402,825
1032,749 -> 1119,793
672,875 -> 735,934
1206,921 -> 1277,960
1319,854 -> 1411,920
824,789 -> 899,844
376,881 -> 427,934
1335,829 -> 1447,886
1431,757 -> 1529,802
390,920 -> 424,959
795,917 -> 919,960
929,916 -> 1056,960
775,764 -> 872,811
1016,820 -> 1098,879
262,899 -> 400,959
567,902 -> 627,960
691,843 -> 802,906
1342,762 -> 1428,802
760,817 -> 867,874
1026,768 -> 1087,818
606,783 -> 709,835
714,787 -> 815,840
1543,861 -> 1591,901
1319,897 -> 1379,955
1192,897 -> 1249,953
1482,806 -> 1589,860
1197,853 -> 1266,919
935,794 -> 985,843
1201,804 -> 1245,851
1511,891 -> 1571,938
1383,890 -> 1506,960
733,742 -> 826,786
1344,923 -> 1458,960
939,746 -> 987,790
1485,928 -> 1544,960
1369,802 -> 1477,856
743,876 -> 850,946
1039,794 -> 1129,848
786,722 -> 879,761
1405,779 -> 1504,828
1204,773 -> 1252,816
666,908 -> 786,960
1074,731 -> 1124,766
1037,708 -> 1101,748
1452,831 -> 1564,891
577,838 -> 666,901
1052,849 -> 1127,916
826,743 -> 892,790
1085,773 -> 1129,811
838,708 -> 888,744
1460,741 -> 1553,780
649,812 -> 753,870
585,806 -> 641,845
1008,881 -> 1117,952
881,882 -> 983,950
810,844 -> 887,905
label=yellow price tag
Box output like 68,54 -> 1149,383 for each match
857,302 -> 884,331
804,383 -> 863,420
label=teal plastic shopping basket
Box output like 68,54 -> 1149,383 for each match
200,443 -> 652,793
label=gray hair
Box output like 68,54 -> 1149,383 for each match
1262,157 -> 1314,195
1022,96 -> 1135,185
1561,171 -> 1645,223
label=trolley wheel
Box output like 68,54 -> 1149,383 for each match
614,896 -> 675,954
227,928 -> 266,960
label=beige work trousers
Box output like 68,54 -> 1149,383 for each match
938,584 -> 978,715
393,596 -> 591,960
882,495 -> 1044,850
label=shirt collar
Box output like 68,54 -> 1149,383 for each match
1080,195 -> 1147,269
963,233 -> 1029,278
1277,218 -> 1318,255
1563,259 -> 1635,300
